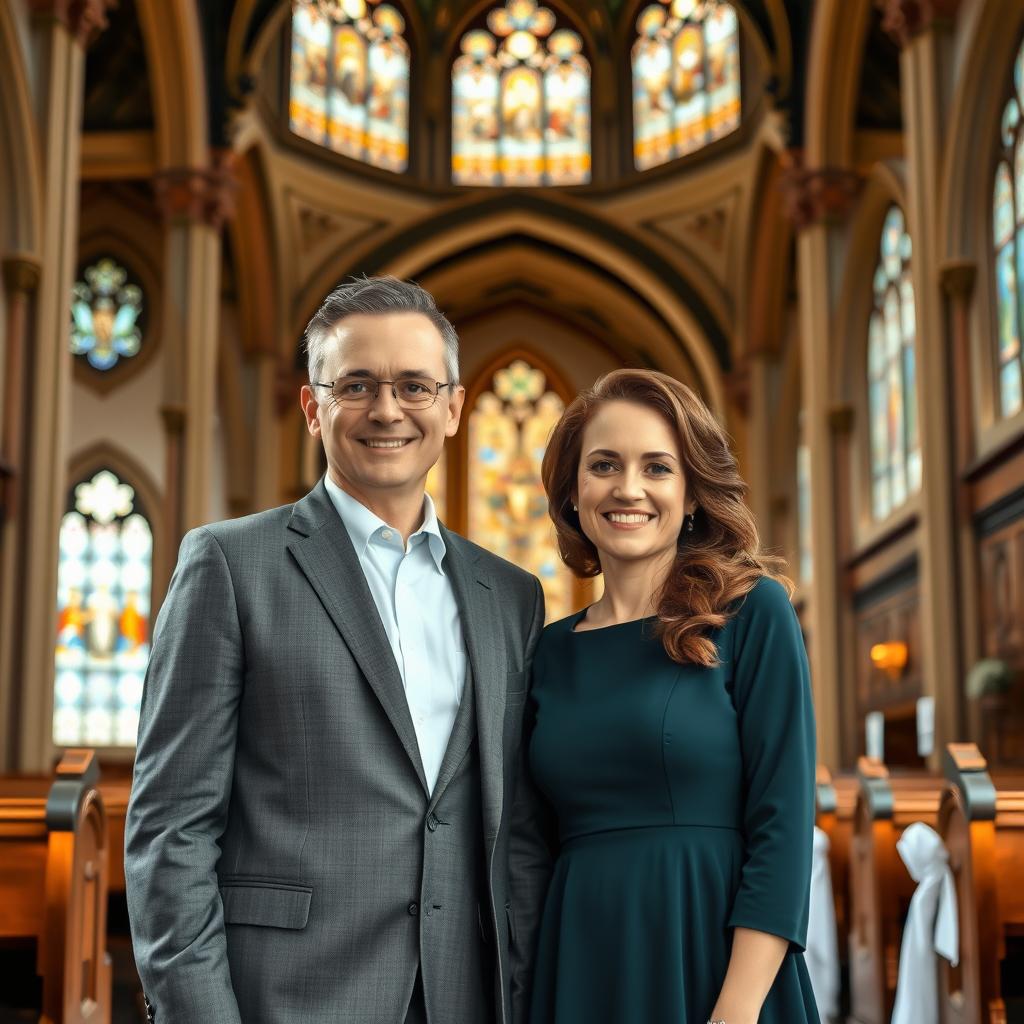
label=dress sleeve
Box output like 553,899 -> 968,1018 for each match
725,576 -> 816,951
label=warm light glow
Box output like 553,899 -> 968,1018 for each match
870,641 -> 908,679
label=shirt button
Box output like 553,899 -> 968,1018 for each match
381,529 -> 393,540
407,902 -> 418,916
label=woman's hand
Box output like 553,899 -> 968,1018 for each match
707,926 -> 789,1024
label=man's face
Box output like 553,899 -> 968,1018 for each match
301,312 -> 465,506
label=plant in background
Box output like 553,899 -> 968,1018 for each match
965,657 -> 1014,701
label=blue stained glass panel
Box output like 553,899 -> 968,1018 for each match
54,470 -> 152,748
70,257 -> 144,371
994,38 -> 1024,419
868,205 -> 919,520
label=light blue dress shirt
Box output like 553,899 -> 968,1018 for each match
324,474 -> 467,794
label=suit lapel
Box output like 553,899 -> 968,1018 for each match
440,528 -> 506,837
287,482 -> 428,795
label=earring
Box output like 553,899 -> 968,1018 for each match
572,503 -> 578,512
685,512 -> 695,533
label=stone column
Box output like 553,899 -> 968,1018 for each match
0,257 -> 41,770
742,348 -> 777,541
248,350 -> 285,512
781,158 -> 863,768
941,260 -> 980,741
829,404 -> 857,764
153,153 -> 236,541
14,1 -> 114,772
883,0 -> 965,762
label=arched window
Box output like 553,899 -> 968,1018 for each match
632,0 -> 741,171
467,357 -> 572,619
868,206 -> 921,521
452,0 -> 591,186
70,256 -> 145,371
289,0 -> 410,173
993,36 -> 1024,419
54,469 -> 153,747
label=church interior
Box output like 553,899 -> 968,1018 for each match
1,0 -> 1023,1020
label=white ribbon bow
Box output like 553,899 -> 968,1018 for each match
890,821 -> 959,1024
804,826 -> 840,1021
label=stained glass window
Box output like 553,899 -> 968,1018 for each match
70,257 -> 144,371
993,36 -> 1024,418
868,206 -> 921,521
632,0 -> 741,171
452,0 -> 590,186
54,469 -> 152,747
468,358 -> 570,619
289,0 -> 410,173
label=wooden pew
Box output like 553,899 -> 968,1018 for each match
0,749 -> 112,1023
97,780 -> 131,895
847,756 -> 944,1024
938,743 -> 1024,1024
816,764 -> 857,967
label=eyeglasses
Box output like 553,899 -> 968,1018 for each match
311,376 -> 456,409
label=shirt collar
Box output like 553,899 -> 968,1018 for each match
323,474 -> 447,575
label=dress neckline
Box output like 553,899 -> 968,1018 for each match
570,607 -> 659,634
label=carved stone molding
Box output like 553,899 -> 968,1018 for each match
153,151 -> 238,230
877,0 -> 962,49
2,257 -> 42,295
29,0 -> 115,47
939,260 -> 977,300
779,157 -> 864,231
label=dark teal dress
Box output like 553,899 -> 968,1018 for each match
527,577 -> 820,1024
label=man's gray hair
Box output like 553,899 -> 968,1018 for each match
304,275 -> 460,385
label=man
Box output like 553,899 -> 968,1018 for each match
126,277 -> 551,1024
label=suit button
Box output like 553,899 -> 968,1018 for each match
427,813 -> 439,832
407,902 -> 418,916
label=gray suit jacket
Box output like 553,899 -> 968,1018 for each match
125,480 -> 552,1024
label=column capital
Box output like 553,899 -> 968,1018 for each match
779,154 -> 864,231
29,0 -> 115,46
939,260 -> 977,299
828,404 -> 856,435
877,0 -> 962,49
153,151 -> 238,230
2,256 -> 42,295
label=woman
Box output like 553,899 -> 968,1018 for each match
527,369 -> 819,1024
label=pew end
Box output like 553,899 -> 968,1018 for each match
0,749 -> 113,1023
939,743 -> 1024,1024
848,756 -> 943,1024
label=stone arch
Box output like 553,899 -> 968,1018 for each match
802,0 -> 875,168
292,201 -> 730,417
832,161 -> 911,536
134,0 -> 209,168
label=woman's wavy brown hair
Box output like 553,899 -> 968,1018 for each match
541,368 -> 792,666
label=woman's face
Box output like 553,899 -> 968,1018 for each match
574,399 -> 692,570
